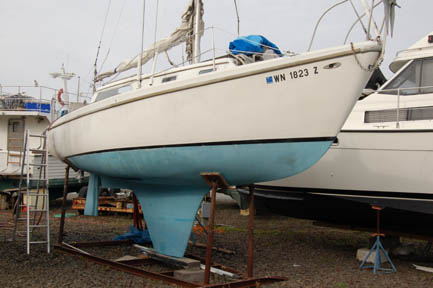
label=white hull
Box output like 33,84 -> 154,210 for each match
266,130 -> 433,195
49,41 -> 381,163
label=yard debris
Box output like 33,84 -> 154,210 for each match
413,264 -> 433,273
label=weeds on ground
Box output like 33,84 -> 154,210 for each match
334,282 -> 349,288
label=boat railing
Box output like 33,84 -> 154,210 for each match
0,96 -> 52,112
0,85 -> 90,121
147,27 -> 218,81
0,85 -> 61,123
378,85 -> 433,95
143,26 -> 287,84
395,45 -> 433,58
377,85 -> 433,128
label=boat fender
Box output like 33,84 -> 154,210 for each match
57,88 -> 64,106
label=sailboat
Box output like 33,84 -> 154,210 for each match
47,0 -> 397,257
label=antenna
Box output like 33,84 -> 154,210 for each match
50,64 -> 75,111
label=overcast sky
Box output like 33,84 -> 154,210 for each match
0,0 -> 432,99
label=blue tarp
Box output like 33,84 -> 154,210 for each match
229,35 -> 282,56
114,225 -> 152,244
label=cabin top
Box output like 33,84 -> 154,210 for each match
390,31 -> 433,73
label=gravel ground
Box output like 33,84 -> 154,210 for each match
1,195 -> 433,287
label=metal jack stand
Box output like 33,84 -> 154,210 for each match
132,193 -> 145,230
200,172 -> 286,286
200,172 -> 230,285
360,206 -> 397,274
58,165 -> 70,244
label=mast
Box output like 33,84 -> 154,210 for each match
193,0 -> 201,64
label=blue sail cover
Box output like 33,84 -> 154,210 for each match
229,35 -> 282,56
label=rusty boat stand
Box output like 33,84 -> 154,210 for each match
55,170 -> 287,287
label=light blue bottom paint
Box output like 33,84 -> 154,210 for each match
84,174 -> 100,216
70,140 -> 332,257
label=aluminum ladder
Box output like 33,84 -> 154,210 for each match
12,130 -> 50,254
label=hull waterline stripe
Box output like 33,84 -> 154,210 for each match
66,136 -> 335,159
255,184 -> 433,201
49,46 -> 381,130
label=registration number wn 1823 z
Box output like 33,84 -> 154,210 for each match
266,66 -> 319,84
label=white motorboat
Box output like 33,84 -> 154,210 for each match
261,30 -> 433,215
47,0 -> 397,257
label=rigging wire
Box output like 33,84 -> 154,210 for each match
348,0 -> 368,36
149,0 -> 159,85
307,0 -> 349,51
99,0 -> 127,73
137,0 -> 146,87
344,1 -> 382,44
153,0 -> 159,48
93,0 -> 112,91
233,0 -> 240,36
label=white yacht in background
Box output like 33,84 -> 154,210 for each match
260,31 -> 433,215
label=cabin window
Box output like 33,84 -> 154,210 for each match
420,58 -> 433,94
365,106 -> 433,123
199,68 -> 214,75
161,75 -> 177,83
380,58 -> 433,95
96,84 -> 131,102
